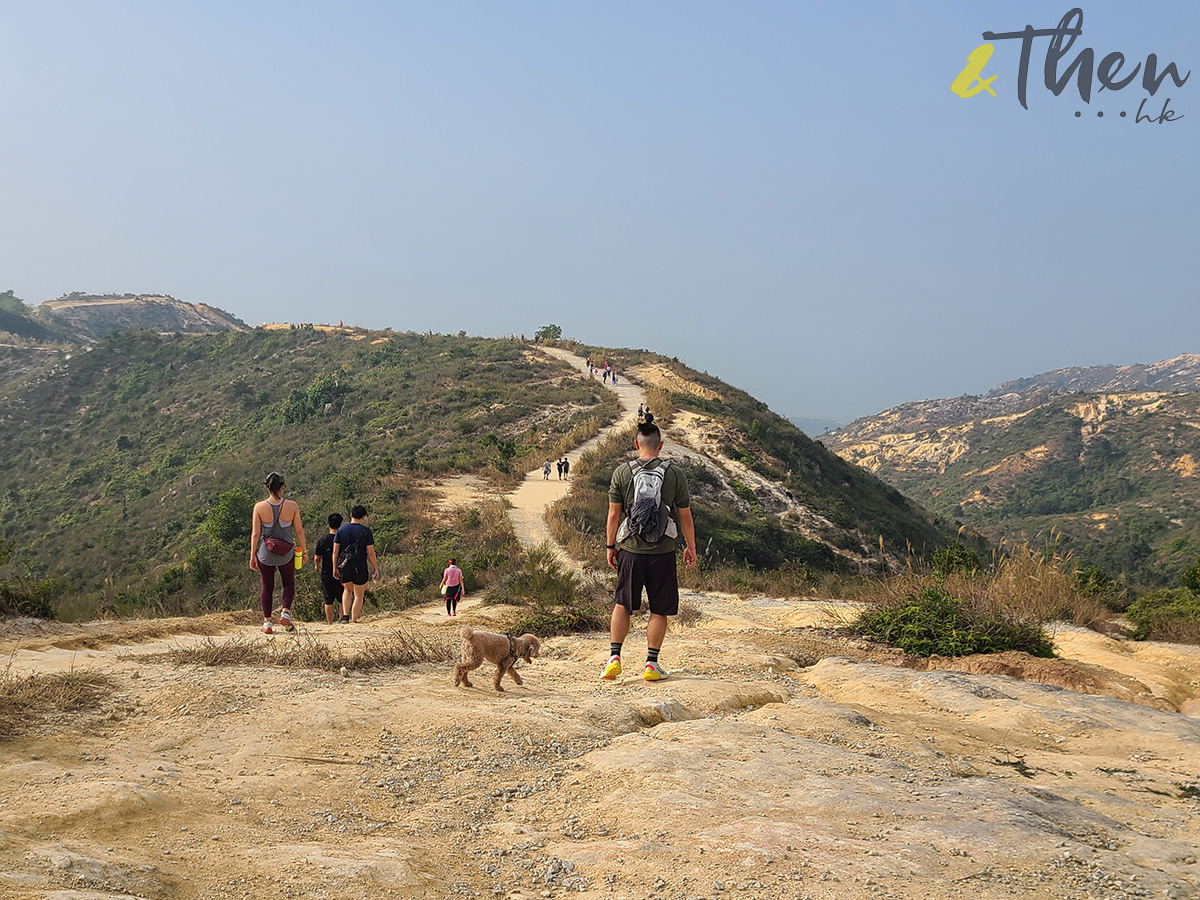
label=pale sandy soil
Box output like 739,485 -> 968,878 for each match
5,349 -> 1200,900
3,599 -> 1200,900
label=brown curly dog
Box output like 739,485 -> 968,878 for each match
453,625 -> 541,691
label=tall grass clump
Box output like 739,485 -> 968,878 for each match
855,584 -> 1055,658
845,541 -> 1131,658
837,542 -> 1117,633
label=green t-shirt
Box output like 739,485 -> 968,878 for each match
608,457 -> 691,555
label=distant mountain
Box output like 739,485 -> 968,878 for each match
987,354 -> 1200,398
789,416 -> 840,436
36,292 -> 249,340
820,354 -> 1200,589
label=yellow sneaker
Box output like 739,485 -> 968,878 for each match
602,656 -> 622,680
643,661 -> 668,681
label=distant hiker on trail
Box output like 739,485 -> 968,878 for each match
557,458 -> 564,480
562,457 -> 570,478
611,371 -> 617,385
440,558 -> 464,617
313,512 -> 344,624
332,505 -> 378,624
543,460 -> 552,480
638,403 -> 644,419
602,414 -> 697,682
250,472 -> 307,635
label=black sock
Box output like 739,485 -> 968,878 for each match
610,642 -> 622,659
647,647 -> 660,664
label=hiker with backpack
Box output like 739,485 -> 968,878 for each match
250,472 -> 307,635
331,504 -> 379,624
602,414 -> 697,682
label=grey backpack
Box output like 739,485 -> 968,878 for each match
624,459 -> 675,542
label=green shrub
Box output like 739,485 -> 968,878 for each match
1125,588 -> 1200,642
206,487 -> 254,543
855,585 -> 1054,658
495,544 -> 610,636
932,542 -> 981,577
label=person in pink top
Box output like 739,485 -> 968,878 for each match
439,558 -> 464,616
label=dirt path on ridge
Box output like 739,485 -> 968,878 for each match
504,348 -> 646,561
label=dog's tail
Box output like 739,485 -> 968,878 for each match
459,625 -> 474,640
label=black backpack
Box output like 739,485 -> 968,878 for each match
337,533 -> 364,571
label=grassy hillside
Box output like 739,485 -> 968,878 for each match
0,327 -> 616,619
825,390 -> 1200,589
556,343 -> 967,576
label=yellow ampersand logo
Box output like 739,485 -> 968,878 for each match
951,43 -> 998,97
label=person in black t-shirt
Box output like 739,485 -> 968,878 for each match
332,505 -> 379,624
313,513 -> 344,624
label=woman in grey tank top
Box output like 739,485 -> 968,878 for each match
249,472 -> 307,634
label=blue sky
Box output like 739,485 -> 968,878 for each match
1,2 -> 1195,424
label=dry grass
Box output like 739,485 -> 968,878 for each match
829,543 -> 1117,633
0,659 -> 112,738
675,601 -> 702,627
163,627 -> 454,672
690,562 -> 818,598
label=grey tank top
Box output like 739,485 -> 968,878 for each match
257,500 -> 296,566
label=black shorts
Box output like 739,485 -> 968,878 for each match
614,550 -> 679,616
340,567 -> 368,586
320,573 -> 342,604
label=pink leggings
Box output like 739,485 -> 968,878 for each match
259,563 -> 294,619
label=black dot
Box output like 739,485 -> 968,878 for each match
1120,110 -> 1127,117
1098,111 -> 1104,117
1075,111 -> 1082,117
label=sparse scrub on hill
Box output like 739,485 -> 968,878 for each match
0,538 -> 61,619
0,329 -> 614,620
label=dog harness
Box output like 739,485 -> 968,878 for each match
501,634 -> 519,664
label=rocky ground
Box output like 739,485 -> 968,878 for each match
2,592 -> 1199,900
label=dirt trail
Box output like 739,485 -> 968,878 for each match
504,348 -> 646,559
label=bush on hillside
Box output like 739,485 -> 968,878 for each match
493,544 -> 611,635
931,541 -> 981,577
855,585 -> 1054,658
1126,588 -> 1200,643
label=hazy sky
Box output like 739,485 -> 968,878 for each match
1,2 -> 1196,424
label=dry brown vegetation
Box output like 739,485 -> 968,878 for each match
0,660 -> 113,737
834,543 -> 1119,633
162,627 -> 454,671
